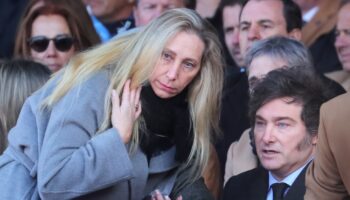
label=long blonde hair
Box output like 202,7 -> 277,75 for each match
43,8 -> 224,184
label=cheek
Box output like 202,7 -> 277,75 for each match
182,69 -> 200,86
30,50 -> 42,59
60,49 -> 75,62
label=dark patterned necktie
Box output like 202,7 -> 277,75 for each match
271,182 -> 289,200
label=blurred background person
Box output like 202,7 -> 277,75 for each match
84,0 -> 135,41
216,0 -> 250,184
0,0 -> 28,59
0,59 -> 50,154
14,0 -> 100,72
196,0 -> 220,18
326,0 -> 350,91
221,0 -> 245,69
295,0 -> 342,74
133,0 -> 186,27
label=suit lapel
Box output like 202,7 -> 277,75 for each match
284,164 -> 309,200
249,167 -> 269,200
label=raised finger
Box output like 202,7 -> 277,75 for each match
111,89 -> 120,108
122,79 -> 131,106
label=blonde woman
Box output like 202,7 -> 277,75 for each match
0,8 -> 223,199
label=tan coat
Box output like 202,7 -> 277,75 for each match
224,128 -> 258,185
305,93 -> 350,199
302,0 -> 341,46
325,70 -> 350,92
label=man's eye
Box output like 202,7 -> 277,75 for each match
143,4 -> 156,10
277,122 -> 289,129
255,121 -> 265,127
261,24 -> 271,29
240,26 -> 248,31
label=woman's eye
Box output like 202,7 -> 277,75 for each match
162,52 -> 172,61
184,62 -> 194,68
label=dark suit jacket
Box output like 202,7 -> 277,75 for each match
0,0 -> 28,59
302,0 -> 342,74
224,166 -> 309,200
217,67 -> 250,181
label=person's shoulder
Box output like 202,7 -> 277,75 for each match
225,167 -> 263,191
224,167 -> 266,199
323,92 -> 350,111
227,167 -> 262,183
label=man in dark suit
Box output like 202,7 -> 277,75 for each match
224,66 -> 329,200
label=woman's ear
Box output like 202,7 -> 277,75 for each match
288,28 -> 302,41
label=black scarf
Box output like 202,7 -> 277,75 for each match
139,85 -> 193,162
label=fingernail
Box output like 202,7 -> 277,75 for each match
155,189 -> 161,195
112,90 -> 116,97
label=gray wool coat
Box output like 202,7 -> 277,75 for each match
0,69 -> 212,200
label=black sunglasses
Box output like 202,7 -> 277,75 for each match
28,35 -> 74,52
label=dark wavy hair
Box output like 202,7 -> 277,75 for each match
249,66 -> 327,136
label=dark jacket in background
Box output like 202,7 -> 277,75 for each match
0,0 -> 28,59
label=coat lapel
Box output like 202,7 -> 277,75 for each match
284,164 -> 309,200
249,167 -> 269,200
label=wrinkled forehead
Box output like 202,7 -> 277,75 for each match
240,0 -> 286,24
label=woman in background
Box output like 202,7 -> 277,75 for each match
0,8 -> 223,199
14,0 -> 100,72
0,59 -> 50,154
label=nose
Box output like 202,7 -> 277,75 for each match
166,63 -> 180,81
233,31 -> 240,46
247,25 -> 261,41
45,41 -> 58,57
261,125 -> 276,144
153,6 -> 164,19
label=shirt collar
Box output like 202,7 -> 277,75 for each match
303,6 -> 319,22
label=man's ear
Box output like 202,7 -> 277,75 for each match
288,28 -> 302,41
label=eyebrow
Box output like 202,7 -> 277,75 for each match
258,19 -> 275,24
163,48 -> 200,64
255,115 -> 297,123
240,19 -> 275,26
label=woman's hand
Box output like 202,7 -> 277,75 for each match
152,190 -> 183,200
111,79 -> 142,144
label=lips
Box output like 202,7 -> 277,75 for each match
47,64 -> 61,72
260,149 -> 279,159
158,81 -> 176,93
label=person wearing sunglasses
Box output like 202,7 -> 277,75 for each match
14,0 -> 100,72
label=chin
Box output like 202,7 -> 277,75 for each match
260,160 -> 282,171
154,90 -> 174,99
